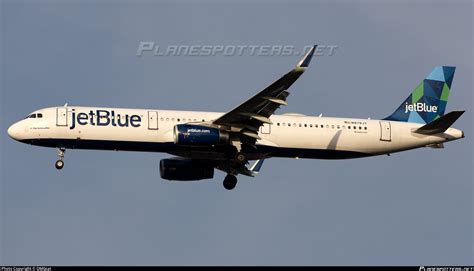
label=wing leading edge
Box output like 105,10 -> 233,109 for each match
212,45 -> 317,143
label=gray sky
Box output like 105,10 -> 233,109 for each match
1,0 -> 472,265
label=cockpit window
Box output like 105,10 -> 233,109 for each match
25,114 -> 40,119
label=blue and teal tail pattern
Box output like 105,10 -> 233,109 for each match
384,66 -> 455,124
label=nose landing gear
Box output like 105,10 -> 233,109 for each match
55,148 -> 65,170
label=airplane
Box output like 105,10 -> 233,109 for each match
7,45 -> 465,190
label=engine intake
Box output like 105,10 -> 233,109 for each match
174,124 -> 229,146
160,158 -> 214,181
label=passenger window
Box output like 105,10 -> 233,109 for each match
309,124 -> 313,128
337,125 -> 340,129
177,118 -> 180,122
277,123 -> 280,126
298,123 -> 302,127
160,118 -> 164,121
348,126 -> 351,129
364,127 -> 367,130
359,126 -> 362,130
353,126 -> 356,129
304,124 -> 307,127
331,125 -> 335,129
288,123 -> 291,127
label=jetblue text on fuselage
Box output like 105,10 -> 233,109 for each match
70,109 -> 141,130
404,102 -> 438,113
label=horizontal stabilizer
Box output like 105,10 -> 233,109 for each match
414,110 -> 464,135
426,143 -> 444,149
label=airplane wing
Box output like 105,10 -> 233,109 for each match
212,45 -> 317,143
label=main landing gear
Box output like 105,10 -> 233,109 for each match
55,148 -> 65,170
234,152 -> 247,164
222,152 -> 247,190
223,174 -> 238,190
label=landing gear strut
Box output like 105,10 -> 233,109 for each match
223,174 -> 238,190
55,148 -> 65,170
234,152 -> 247,164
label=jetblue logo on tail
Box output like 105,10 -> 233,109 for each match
384,66 -> 454,124
404,102 -> 438,114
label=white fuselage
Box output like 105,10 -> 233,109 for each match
7,106 -> 464,160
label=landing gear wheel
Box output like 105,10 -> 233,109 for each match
55,160 -> 64,170
235,152 -> 247,163
223,174 -> 238,190
55,147 -> 66,170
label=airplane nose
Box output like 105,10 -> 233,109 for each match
7,123 -> 20,140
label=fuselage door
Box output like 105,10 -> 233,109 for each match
379,121 -> 391,141
56,107 -> 67,127
148,111 -> 159,130
260,123 -> 271,134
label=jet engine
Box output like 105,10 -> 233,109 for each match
173,124 -> 229,146
159,158 -> 214,181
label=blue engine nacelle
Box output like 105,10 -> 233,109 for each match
160,158 -> 214,181
173,124 -> 229,146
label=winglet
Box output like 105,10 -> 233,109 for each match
249,159 -> 265,176
296,45 -> 317,68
